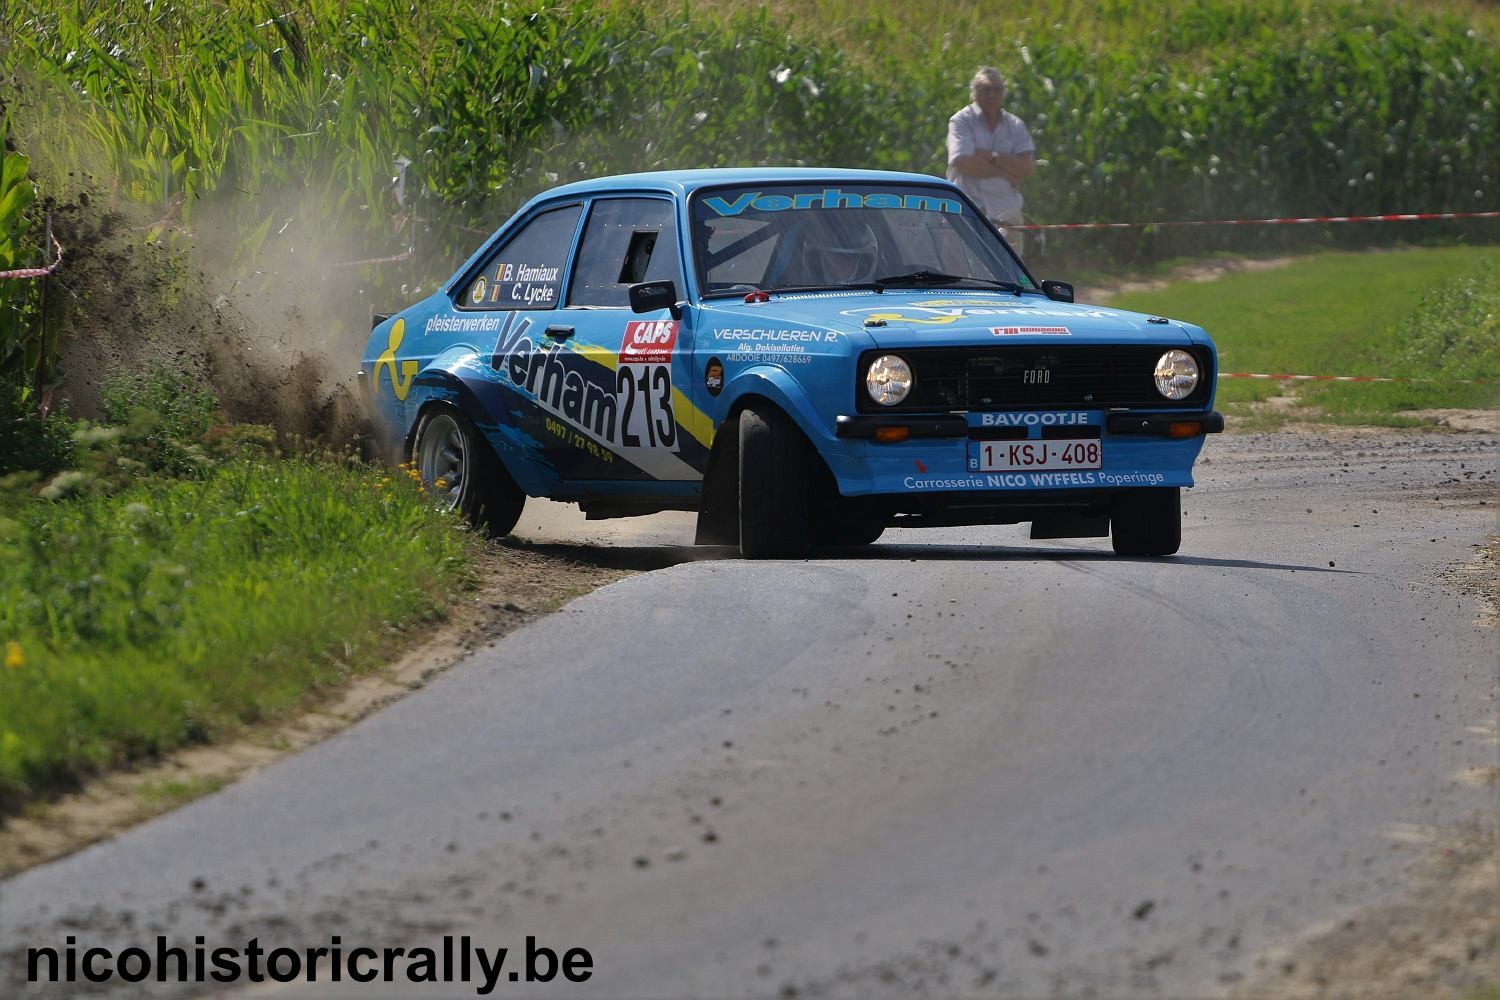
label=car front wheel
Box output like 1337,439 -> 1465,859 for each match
738,404 -> 811,559
411,406 -> 525,537
1110,487 -> 1181,556
814,514 -> 885,548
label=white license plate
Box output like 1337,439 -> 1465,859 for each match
971,439 -> 1102,471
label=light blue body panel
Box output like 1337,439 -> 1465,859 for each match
361,167 -> 1220,516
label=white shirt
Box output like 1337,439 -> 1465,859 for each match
946,104 -> 1034,222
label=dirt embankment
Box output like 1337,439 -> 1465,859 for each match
39,182 -> 404,450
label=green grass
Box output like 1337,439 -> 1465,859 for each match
1109,246 -> 1500,424
0,456 -> 472,814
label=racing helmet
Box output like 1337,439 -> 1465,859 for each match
802,217 -> 879,284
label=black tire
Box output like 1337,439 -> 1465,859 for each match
1110,487 -> 1181,557
411,405 -> 525,537
814,515 -> 885,548
738,404 -> 811,559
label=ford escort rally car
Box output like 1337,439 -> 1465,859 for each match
359,167 -> 1223,558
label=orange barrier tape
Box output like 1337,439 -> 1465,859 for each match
1220,372 -> 1493,385
1014,210 -> 1500,231
334,247 -> 414,268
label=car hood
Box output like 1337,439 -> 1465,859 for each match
699,290 -> 1203,347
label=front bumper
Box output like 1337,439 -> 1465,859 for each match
823,410 -> 1222,498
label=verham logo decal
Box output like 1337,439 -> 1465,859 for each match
619,320 -> 679,363
992,326 -> 1071,336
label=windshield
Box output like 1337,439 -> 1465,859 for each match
690,182 -> 1031,296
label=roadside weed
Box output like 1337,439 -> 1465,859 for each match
0,457 -> 472,814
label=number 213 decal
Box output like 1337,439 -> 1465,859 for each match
617,365 -> 676,448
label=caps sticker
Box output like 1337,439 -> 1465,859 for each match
705,357 -> 725,396
992,326 -> 1071,336
619,320 -> 679,364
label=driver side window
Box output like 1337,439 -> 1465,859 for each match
567,198 -> 682,308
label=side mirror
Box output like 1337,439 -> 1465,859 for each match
1041,279 -> 1074,303
628,280 -> 682,319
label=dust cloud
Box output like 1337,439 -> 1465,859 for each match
45,165 -> 485,453
45,124 -> 693,450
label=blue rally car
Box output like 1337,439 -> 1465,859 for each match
360,167 -> 1223,558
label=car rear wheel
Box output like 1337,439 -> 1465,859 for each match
738,404 -> 811,559
1110,487 -> 1181,556
412,406 -> 525,538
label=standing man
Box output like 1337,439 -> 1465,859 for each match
947,66 -> 1035,257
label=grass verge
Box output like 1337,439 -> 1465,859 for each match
0,455 -> 472,815
1107,246 -> 1500,427
0,537 -> 639,876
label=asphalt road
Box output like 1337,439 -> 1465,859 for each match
1,430 -> 1496,998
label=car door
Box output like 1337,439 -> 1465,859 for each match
453,201 -> 583,491
557,195 -> 708,485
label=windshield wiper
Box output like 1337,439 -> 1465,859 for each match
873,270 -> 1023,294
758,283 -> 882,295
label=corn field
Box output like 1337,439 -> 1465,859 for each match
0,126 -> 41,384
0,0 -> 1494,382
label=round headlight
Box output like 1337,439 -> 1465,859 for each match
866,354 -> 913,406
1154,349 -> 1200,400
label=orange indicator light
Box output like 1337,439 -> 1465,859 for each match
873,426 -> 910,443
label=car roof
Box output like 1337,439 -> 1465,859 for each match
446,167 -> 971,299
539,167 -> 954,200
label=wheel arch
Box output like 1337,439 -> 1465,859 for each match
409,402 -> 527,538
713,366 -> 832,449
401,372 -> 469,459
401,367 -> 531,496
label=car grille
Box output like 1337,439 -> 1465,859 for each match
856,345 -> 1215,412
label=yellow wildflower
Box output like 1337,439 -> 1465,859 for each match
5,641 -> 23,669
